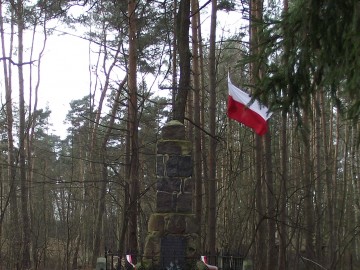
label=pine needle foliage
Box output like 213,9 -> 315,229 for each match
248,0 -> 360,119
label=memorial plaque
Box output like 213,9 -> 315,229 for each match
161,235 -> 185,269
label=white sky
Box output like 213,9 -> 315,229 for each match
32,5 -> 245,139
39,33 -> 90,137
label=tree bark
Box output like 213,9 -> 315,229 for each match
301,108 -> 315,266
320,91 -> 337,269
278,111 -> 288,270
173,0 -> 191,122
191,0 -> 203,241
16,0 -> 32,267
90,25 -> 124,265
278,1 -> 288,269
265,133 -> 276,270
250,0 -> 267,268
127,0 -> 139,254
172,0 -> 177,112
0,2 -> 21,267
207,0 -> 217,260
198,6 -> 208,251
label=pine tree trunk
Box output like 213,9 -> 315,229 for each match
317,90 -> 336,269
191,0 -> 203,240
16,1 -> 32,267
173,0 -> 191,123
172,0 -> 177,112
278,112 -> 288,270
278,2 -> 288,268
314,91 -> 324,265
207,0 -> 217,260
127,0 -> 139,254
265,133 -> 276,270
198,8 -> 208,251
302,109 -> 315,266
254,136 -> 266,269
0,3 -> 21,267
250,0 -> 267,268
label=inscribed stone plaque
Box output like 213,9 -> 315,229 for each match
160,235 -> 186,269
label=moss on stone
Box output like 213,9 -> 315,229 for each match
165,120 -> 184,126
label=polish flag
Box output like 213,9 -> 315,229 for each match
227,76 -> 272,136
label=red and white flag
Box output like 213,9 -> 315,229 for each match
227,75 -> 272,136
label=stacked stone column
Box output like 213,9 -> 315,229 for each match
142,120 -> 199,269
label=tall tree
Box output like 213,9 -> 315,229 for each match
0,2 -> 21,267
173,0 -> 191,122
13,0 -> 32,268
91,76 -> 127,264
264,133 -> 276,270
191,0 -> 203,241
278,1 -> 289,269
249,0 -> 267,268
207,0 -> 217,260
90,11 -> 125,264
127,0 -> 139,254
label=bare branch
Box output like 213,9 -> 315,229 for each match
0,56 -> 36,66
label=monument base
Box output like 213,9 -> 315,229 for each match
140,213 -> 199,269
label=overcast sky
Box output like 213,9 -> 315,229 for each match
39,32 -> 90,137
35,5 -> 245,139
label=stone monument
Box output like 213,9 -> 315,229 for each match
141,120 -> 200,270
